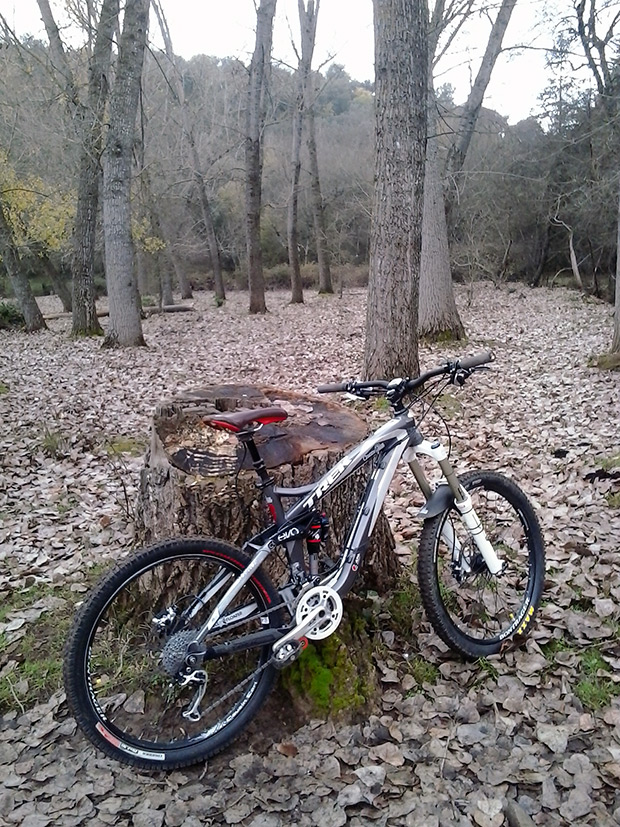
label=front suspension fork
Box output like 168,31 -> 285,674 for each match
406,449 -> 503,576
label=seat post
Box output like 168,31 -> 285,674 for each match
239,432 -> 273,488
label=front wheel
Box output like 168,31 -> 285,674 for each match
63,538 -> 282,770
417,471 -> 545,659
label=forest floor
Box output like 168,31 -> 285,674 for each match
0,283 -> 619,827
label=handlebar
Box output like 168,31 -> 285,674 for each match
317,351 -> 495,403
317,379 -> 389,394
457,351 -> 495,370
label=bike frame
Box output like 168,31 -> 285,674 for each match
195,407 -> 504,643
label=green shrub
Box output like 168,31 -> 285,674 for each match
0,302 -> 25,330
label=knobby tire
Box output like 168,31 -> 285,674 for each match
417,470 -> 545,659
63,538 -> 282,770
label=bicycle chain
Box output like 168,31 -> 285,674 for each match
177,580 -> 333,722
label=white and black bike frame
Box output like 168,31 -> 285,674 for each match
191,399 -> 504,656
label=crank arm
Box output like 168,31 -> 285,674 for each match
272,604 -> 324,658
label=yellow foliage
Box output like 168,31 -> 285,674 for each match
0,152 -> 73,253
132,216 -> 166,254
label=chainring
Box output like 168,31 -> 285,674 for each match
295,585 -> 343,640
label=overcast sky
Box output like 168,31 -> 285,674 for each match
2,0 -> 555,123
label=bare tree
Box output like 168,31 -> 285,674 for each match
572,0 -> 620,354
102,0 -> 150,348
363,0 -> 428,379
287,0 -> 320,304
444,0 -> 518,218
419,0 -> 517,341
306,82 -> 333,294
420,95 -> 464,339
36,0 -> 120,338
614,178 -> 620,354
152,0 -> 226,302
246,0 -> 277,314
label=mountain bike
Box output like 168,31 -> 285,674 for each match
63,351 -> 545,770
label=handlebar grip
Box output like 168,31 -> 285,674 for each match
317,382 -> 349,394
458,351 -> 495,370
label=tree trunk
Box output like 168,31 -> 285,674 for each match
552,216 -> 585,291
531,222 -> 550,287
168,246 -> 193,300
419,0 -> 516,341
307,99 -> 333,294
612,176 -> 620,354
287,81 -> 304,304
191,147 -> 225,303
102,0 -> 149,348
37,0 -> 119,337
419,94 -> 464,341
40,254 -> 72,312
0,198 -> 47,332
444,0 -> 518,214
160,255 -> 174,307
245,0 -> 277,315
72,0 -> 119,337
364,0 -> 428,379
286,0 -> 319,305
135,385 -> 398,594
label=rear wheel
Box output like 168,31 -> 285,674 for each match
417,471 -> 545,659
63,538 -> 282,770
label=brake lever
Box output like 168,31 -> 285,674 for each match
344,392 -> 371,401
451,364 -> 492,386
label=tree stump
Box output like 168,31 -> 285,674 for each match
135,384 -> 399,593
135,384 -> 402,722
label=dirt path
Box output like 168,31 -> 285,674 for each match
0,284 -> 619,826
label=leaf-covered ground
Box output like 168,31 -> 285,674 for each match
0,284 -> 619,826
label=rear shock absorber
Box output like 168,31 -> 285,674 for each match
307,512 -> 329,578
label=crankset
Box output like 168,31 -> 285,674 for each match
296,585 -> 343,640
271,585 -> 343,668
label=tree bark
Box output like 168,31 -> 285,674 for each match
444,0 -> 518,205
286,0 -> 319,305
419,93 -> 464,341
0,197 -> 47,332
37,0 -> 120,337
573,0 -> 619,353
135,385 -> 398,593
287,70 -> 305,304
40,254 -> 72,312
419,0 -> 516,341
102,0 -> 150,348
245,0 -> 277,315
612,175 -> 620,354
168,245 -> 193,300
72,0 -> 120,337
364,0 -> 428,379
